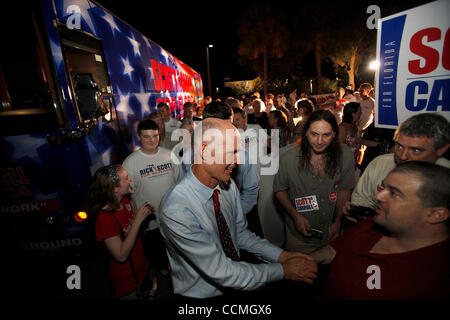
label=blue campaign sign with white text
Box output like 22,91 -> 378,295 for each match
375,0 -> 450,129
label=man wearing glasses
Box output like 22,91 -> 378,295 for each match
348,112 -> 450,212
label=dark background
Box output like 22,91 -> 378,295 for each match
94,0 -> 431,97
95,0 -> 256,89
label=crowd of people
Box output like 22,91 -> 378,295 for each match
86,83 -> 450,302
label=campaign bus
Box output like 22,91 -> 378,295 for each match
0,0 -> 203,259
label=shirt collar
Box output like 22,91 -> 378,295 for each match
188,166 -> 219,204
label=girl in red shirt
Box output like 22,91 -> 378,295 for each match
87,164 -> 154,299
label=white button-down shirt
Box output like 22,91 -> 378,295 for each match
158,167 -> 284,298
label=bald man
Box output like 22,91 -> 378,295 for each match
158,118 -> 317,299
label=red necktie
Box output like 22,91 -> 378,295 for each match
212,189 -> 239,261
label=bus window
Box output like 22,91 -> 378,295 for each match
59,26 -> 113,123
0,3 -> 64,136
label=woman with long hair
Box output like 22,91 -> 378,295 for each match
274,109 -> 356,254
338,102 -> 362,164
299,109 -> 342,179
292,98 -> 315,143
338,102 -> 379,167
269,109 -> 291,148
87,164 -> 154,299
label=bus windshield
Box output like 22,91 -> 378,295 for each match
0,2 -> 62,136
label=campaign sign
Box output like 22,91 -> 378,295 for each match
375,0 -> 450,129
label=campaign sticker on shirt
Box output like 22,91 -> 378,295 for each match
295,195 -> 319,213
329,191 -> 337,202
125,203 -> 132,212
333,181 -> 339,190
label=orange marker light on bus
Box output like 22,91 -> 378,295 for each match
74,211 -> 88,222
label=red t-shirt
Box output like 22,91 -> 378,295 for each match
95,197 -> 149,298
334,98 -> 347,111
323,217 -> 450,300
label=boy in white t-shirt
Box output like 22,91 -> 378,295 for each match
122,119 -> 179,297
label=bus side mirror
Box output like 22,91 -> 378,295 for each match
74,73 -> 102,119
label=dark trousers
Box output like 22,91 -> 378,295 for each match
142,228 -> 169,270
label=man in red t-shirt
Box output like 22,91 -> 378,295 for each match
311,161 -> 450,300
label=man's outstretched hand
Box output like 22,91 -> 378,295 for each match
279,251 -> 318,284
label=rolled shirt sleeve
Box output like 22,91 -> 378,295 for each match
350,153 -> 396,210
273,146 -> 292,193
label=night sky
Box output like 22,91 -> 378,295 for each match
94,0 -> 431,94
95,0 -> 257,88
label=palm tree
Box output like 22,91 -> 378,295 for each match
237,4 -> 289,96
326,5 -> 376,89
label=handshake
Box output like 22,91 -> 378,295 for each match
278,251 -> 318,284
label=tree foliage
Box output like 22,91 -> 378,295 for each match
236,0 -> 429,94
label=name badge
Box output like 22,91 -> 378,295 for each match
295,195 -> 319,213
